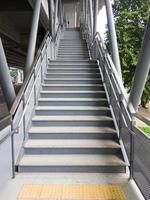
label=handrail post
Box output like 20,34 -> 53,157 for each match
0,38 -> 16,109
105,0 -> 122,78
129,17 -> 150,111
25,0 -> 41,76
48,0 -> 55,39
88,0 -> 93,38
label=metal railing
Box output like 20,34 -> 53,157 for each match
81,22 -> 150,200
0,24 -> 63,179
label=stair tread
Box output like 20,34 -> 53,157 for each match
19,154 -> 126,166
47,68 -> 98,70
32,116 -> 113,121
24,139 -> 120,149
38,98 -> 107,102
44,78 -> 100,80
45,73 -> 100,74
29,126 -> 116,133
35,106 -> 109,111
42,84 -> 103,87
40,91 -> 105,94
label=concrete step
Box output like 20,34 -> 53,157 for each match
46,68 -> 99,73
58,50 -> 89,53
44,78 -> 102,84
42,84 -> 104,91
18,154 -> 126,173
49,60 -> 97,65
57,57 -> 90,60
57,58 -> 90,61
58,52 -> 88,55
57,53 -> 89,56
59,42 -> 86,45
38,98 -> 108,106
45,73 -> 101,78
48,65 -> 98,68
57,56 -> 90,59
32,115 -> 114,127
28,126 -> 117,140
40,91 -> 106,98
59,45 -> 87,48
24,139 -> 121,155
35,106 -> 111,116
58,47 -> 88,51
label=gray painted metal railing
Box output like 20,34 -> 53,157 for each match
81,22 -> 150,200
0,24 -> 63,187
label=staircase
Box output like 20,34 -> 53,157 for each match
18,28 -> 126,173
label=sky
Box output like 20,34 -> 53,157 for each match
97,2 -> 114,39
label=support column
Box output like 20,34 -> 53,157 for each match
0,38 -> 16,109
54,0 -> 59,34
129,18 -> 150,111
25,0 -> 41,76
93,0 -> 98,38
105,0 -> 122,77
85,0 -> 88,24
88,0 -> 93,37
48,0 -> 54,39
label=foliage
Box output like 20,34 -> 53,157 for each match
139,126 -> 150,136
10,68 -> 18,80
112,0 -> 150,107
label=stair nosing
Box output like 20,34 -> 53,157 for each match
19,154 -> 126,167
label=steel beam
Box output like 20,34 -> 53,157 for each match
93,0 -> 98,38
88,0 -> 93,37
54,0 -> 59,34
25,0 -> 41,76
105,0 -> 122,77
48,0 -> 54,38
0,38 -> 16,109
129,18 -> 150,111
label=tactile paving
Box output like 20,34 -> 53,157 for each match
18,184 -> 126,200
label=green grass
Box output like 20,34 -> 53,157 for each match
139,126 -> 150,137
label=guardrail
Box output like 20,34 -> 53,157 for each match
81,22 -> 150,200
0,24 -> 63,181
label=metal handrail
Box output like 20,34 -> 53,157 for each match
89,30 -> 136,116
10,32 -> 50,117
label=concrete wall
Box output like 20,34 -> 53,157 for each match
64,2 -> 77,28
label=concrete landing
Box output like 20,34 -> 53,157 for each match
0,173 -> 145,200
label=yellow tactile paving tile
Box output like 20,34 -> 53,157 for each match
18,184 -> 126,200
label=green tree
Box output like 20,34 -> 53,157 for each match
113,0 -> 150,107
10,68 -> 18,81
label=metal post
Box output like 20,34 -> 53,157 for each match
129,17 -> 150,111
0,38 -> 16,109
25,0 -> 41,75
54,0 -> 59,34
105,0 -> 122,77
93,0 -> 98,38
88,0 -> 93,37
48,0 -> 54,39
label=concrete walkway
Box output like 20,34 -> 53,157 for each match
0,173 -> 145,200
